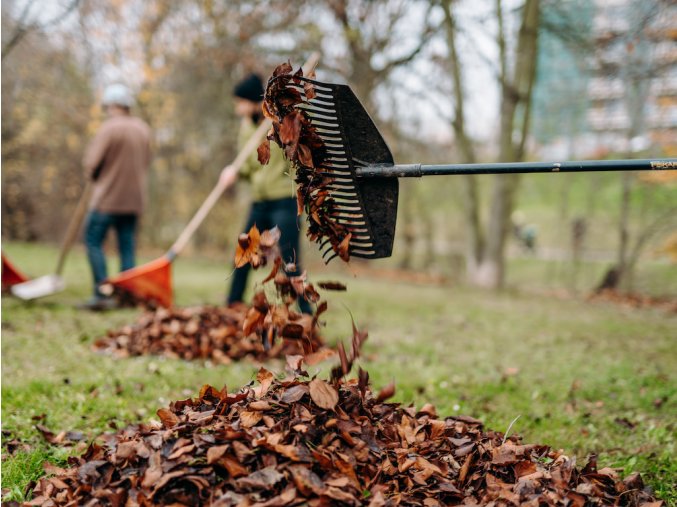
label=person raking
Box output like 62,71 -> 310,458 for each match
220,73 -> 312,314
81,84 -> 153,310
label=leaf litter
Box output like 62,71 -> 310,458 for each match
24,225 -> 663,506
94,226 -> 327,363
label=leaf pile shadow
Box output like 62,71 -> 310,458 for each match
94,226 -> 339,363
260,62 -> 352,262
23,370 -> 662,506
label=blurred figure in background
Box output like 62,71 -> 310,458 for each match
512,210 -> 538,254
220,73 -> 311,314
81,84 -> 153,310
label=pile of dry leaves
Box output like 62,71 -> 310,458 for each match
95,226 -> 340,363
259,62 -> 352,262
93,304 -> 324,363
24,355 -> 661,506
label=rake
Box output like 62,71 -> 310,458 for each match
284,77 -> 676,262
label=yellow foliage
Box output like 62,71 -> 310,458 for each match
66,133 -> 82,152
655,232 -> 677,263
17,118 -> 46,145
639,170 -> 677,184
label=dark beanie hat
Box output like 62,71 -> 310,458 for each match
234,73 -> 264,102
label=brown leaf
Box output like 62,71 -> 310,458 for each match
309,378 -> 339,410
296,143 -> 313,167
303,81 -> 316,100
255,367 -> 274,398
272,61 -> 293,77
303,348 -> 336,366
156,408 -> 179,429
234,225 -> 261,268
260,226 -> 281,248
257,139 -> 271,165
236,466 -> 285,489
239,410 -> 263,428
279,111 -> 303,145
280,384 -> 309,404
338,233 -> 352,262
243,308 -> 264,336
376,382 -> 396,402
281,322 -> 304,340
317,281 -> 347,291
206,444 -> 229,464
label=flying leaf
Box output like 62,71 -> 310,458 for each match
318,281 -> 347,291
260,226 -> 281,248
376,382 -> 396,402
257,139 -> 271,165
304,81 -> 316,100
272,61 -> 293,77
279,111 -> 303,145
338,233 -> 352,262
234,225 -> 261,268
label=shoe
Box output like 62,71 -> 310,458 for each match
78,296 -> 119,311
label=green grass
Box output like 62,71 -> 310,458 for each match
2,242 -> 676,503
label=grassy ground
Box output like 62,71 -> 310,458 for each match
2,242 -> 676,503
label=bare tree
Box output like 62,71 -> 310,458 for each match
440,0 -> 541,289
2,0 -> 81,60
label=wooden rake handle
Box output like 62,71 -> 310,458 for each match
167,52 -> 321,259
55,181 -> 93,276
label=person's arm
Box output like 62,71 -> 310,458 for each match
82,125 -> 110,181
219,119 -> 258,185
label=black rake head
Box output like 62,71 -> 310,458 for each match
289,77 -> 398,261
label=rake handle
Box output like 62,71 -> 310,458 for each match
55,181 -> 93,276
356,159 -> 676,178
167,120 -> 272,259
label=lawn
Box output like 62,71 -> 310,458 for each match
2,242 -> 675,503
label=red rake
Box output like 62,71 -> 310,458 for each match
104,54 -> 321,307
2,253 -> 30,291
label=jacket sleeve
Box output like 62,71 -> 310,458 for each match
235,121 -> 260,181
82,125 -> 110,180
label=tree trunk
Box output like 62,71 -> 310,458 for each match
441,0 -> 539,289
469,0 -> 540,289
616,171 -> 632,287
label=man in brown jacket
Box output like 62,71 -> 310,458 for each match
81,83 -> 152,309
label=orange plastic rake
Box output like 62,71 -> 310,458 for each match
2,253 -> 30,291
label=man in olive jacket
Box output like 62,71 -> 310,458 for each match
220,73 -> 311,313
81,84 -> 152,309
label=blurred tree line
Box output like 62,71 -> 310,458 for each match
2,0 -> 675,292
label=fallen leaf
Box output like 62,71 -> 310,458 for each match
156,408 -> 179,429
309,378 -> 338,410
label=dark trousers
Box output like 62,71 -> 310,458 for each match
228,197 -> 311,313
84,210 -> 137,297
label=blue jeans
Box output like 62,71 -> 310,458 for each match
84,211 -> 138,297
228,198 -> 311,313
